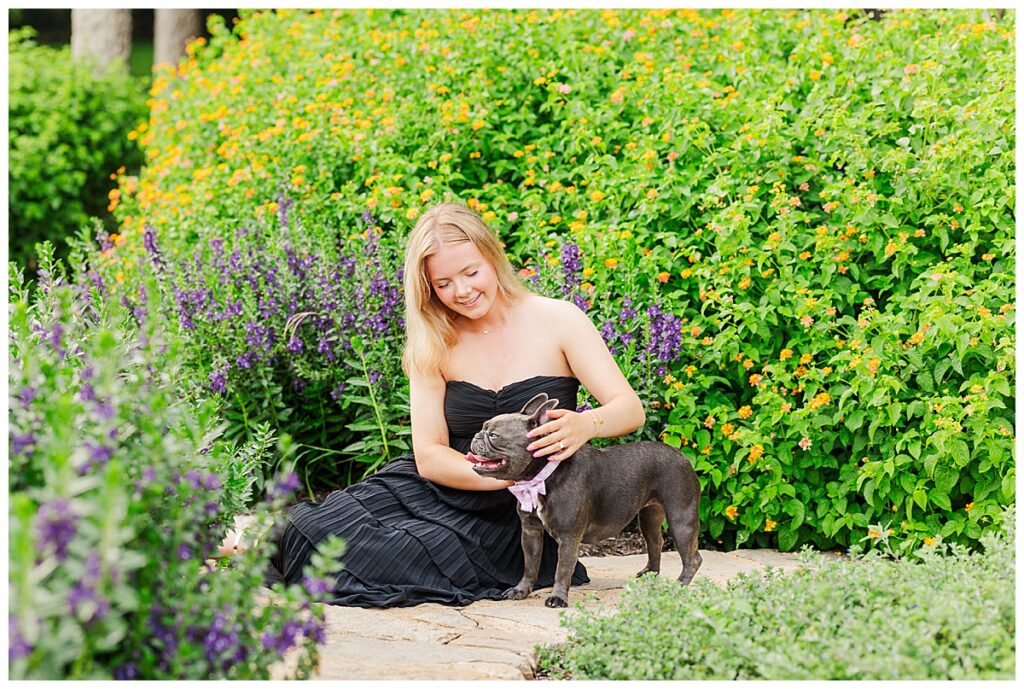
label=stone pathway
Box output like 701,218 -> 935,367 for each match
275,548 -> 807,680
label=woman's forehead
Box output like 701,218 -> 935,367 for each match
425,240 -> 486,280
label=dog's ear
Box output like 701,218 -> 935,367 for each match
526,398 -> 560,430
519,393 -> 549,416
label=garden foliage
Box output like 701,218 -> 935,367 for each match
93,8 -> 1014,552
539,510 -> 1016,680
8,244 -> 344,679
8,28 -> 148,270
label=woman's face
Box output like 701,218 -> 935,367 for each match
424,240 -> 498,320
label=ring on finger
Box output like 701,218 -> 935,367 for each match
558,440 -> 565,450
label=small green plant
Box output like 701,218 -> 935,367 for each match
539,508 -> 1015,680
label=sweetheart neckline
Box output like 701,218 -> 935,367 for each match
445,374 -> 578,396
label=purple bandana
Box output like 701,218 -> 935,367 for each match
508,460 -> 560,512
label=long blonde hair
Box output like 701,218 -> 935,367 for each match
401,203 -> 531,379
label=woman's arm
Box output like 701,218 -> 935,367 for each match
409,369 -> 513,491
526,300 -> 646,461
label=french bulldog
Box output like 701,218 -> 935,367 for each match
467,393 -> 702,608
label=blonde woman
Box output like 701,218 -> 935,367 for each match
263,202 -> 645,606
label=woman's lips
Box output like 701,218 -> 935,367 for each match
459,294 -> 480,307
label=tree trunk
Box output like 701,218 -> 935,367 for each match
71,9 -> 132,76
154,9 -> 203,69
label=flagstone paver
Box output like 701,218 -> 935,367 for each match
271,548 -> 811,680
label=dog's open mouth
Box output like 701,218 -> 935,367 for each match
466,452 -> 508,471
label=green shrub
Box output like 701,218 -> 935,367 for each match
539,509 -> 1015,680
8,244 -> 344,679
94,8 -> 1013,550
7,28 -> 147,270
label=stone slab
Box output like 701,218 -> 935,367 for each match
282,548 -> 806,680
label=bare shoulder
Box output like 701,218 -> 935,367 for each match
522,294 -> 591,328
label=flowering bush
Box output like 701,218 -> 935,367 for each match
7,27 -> 147,271
93,8 -> 1013,551
8,245 -> 344,679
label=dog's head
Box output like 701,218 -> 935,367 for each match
467,393 -> 559,481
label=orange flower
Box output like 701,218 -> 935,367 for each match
657,271 -> 670,283
725,505 -> 738,520
604,258 -> 619,269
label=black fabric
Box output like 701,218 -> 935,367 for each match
266,374 -> 589,607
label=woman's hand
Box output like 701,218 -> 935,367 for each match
525,408 -> 594,462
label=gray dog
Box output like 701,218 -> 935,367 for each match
467,393 -> 702,607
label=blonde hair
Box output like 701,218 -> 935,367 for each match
401,202 -> 531,379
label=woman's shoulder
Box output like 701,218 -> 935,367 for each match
519,293 -> 582,320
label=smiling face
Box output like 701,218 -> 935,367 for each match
424,240 -> 499,321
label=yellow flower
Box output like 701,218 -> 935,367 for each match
765,519 -> 777,532
810,69 -> 821,80
725,505 -> 738,520
472,119 -> 486,130
657,271 -> 670,283
721,423 -> 735,437
748,445 -> 763,464
590,190 -> 606,202
738,406 -> 752,419
604,258 -> 619,269
780,349 -> 793,360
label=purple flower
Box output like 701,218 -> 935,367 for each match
572,293 -> 590,311
186,470 -> 203,490
11,431 -> 37,456
113,663 -> 139,680
177,543 -> 191,561
236,350 -> 256,369
270,472 -> 301,500
203,472 -> 222,491
302,574 -> 332,598
18,387 -> 37,405
599,320 -> 617,345
35,498 -> 79,562
78,441 -> 114,474
560,243 -> 582,295
209,369 -> 227,394
286,336 -> 304,354
647,305 -> 683,363
330,382 -> 347,401
9,615 -> 32,662
143,225 -> 163,268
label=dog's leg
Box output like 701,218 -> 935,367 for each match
636,504 -> 666,577
664,495 -> 702,586
545,534 -> 583,608
504,512 -> 545,600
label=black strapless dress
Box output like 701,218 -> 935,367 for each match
266,374 -> 589,607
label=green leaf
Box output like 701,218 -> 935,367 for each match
913,488 -> 927,510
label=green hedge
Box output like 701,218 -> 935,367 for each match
94,8 -> 1014,552
8,28 -> 147,270
539,510 -> 1015,680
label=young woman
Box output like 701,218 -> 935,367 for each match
248,202 -> 645,606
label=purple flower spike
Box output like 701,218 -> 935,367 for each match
35,498 -> 79,562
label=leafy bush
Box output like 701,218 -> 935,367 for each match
539,509 -> 1015,680
94,8 -> 1013,550
7,28 -> 148,270
8,244 -> 344,679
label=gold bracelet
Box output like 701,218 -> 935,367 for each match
590,409 -> 605,437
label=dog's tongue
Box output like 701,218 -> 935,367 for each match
466,452 -> 489,464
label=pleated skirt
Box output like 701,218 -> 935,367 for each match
265,455 -> 588,607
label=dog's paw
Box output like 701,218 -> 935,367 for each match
544,595 -> 568,608
635,567 -> 659,578
503,586 -> 530,600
